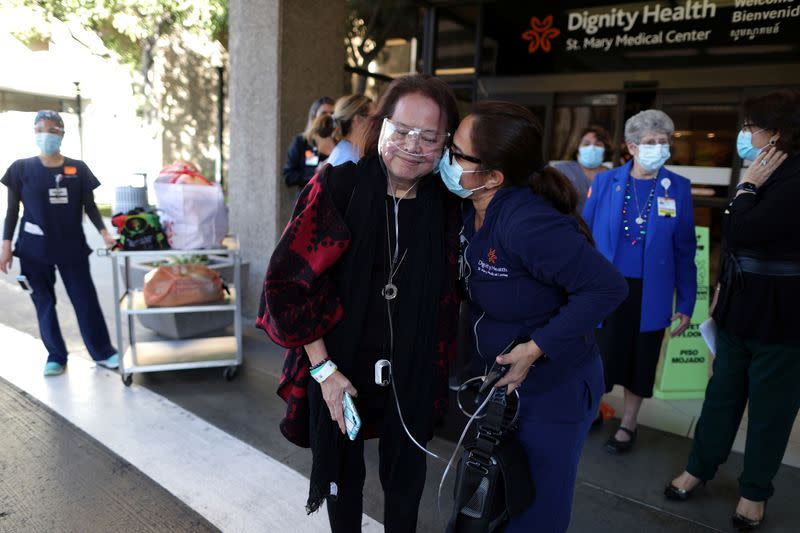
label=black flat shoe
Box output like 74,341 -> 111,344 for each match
604,426 -> 637,454
664,479 -> 706,501
732,501 -> 767,530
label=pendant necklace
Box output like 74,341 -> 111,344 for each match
623,176 -> 657,246
382,180 -> 417,300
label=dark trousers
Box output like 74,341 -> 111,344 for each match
20,256 -> 116,365
318,402 -> 427,532
506,355 -> 604,533
687,328 -> 800,501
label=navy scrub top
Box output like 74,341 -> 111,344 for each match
1,156 -> 100,264
461,186 -> 628,394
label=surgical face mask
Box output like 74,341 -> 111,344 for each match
736,129 -> 766,161
578,145 -> 604,169
438,149 -> 487,198
637,143 -> 670,172
35,132 -> 62,155
378,118 -> 449,178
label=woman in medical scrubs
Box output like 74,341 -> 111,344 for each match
0,110 -> 118,376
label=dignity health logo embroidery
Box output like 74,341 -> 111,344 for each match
522,15 -> 560,54
477,247 -> 508,277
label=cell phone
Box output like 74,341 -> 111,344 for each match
342,391 -> 362,441
16,275 -> 33,294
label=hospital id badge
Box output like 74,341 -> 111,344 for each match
657,197 -> 676,217
304,149 -> 319,167
48,188 -> 68,204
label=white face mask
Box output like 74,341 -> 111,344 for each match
438,148 -> 487,198
578,145 -> 604,169
637,143 -> 670,172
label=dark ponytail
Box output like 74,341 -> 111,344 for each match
470,101 -> 594,245
532,166 -> 594,245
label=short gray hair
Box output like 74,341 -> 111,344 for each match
624,109 -> 674,144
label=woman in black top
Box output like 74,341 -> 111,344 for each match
258,75 -> 460,532
665,89 -> 800,531
282,96 -> 335,191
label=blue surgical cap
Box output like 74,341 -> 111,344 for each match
34,110 -> 64,130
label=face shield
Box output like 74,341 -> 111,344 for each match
378,118 -> 450,180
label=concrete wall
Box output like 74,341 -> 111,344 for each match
229,0 -> 345,315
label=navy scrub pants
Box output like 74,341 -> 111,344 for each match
505,355 -> 604,533
20,255 -> 116,365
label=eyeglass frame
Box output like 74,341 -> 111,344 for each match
448,144 -> 482,166
383,118 -> 450,149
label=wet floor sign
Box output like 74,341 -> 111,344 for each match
654,227 -> 711,400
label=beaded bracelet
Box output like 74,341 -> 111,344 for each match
309,358 -> 329,371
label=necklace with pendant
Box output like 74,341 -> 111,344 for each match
622,176 -> 657,245
382,180 -> 417,300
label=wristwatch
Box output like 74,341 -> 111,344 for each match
736,181 -> 758,194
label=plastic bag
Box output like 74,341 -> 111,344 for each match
143,264 -> 224,307
154,163 -> 227,250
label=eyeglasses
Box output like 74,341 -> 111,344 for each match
384,118 -> 449,148
449,147 -> 482,166
741,123 -> 766,135
638,139 -> 670,146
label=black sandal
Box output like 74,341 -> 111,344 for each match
604,425 -> 637,454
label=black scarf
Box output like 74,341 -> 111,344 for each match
306,156 -> 449,512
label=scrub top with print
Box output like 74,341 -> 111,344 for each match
1,156 -> 100,264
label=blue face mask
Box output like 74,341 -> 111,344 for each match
736,130 -> 764,161
438,149 -> 486,198
637,143 -> 670,172
578,145 -> 604,169
36,133 -> 62,155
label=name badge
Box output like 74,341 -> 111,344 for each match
304,149 -> 319,167
49,187 -> 69,204
657,197 -> 676,217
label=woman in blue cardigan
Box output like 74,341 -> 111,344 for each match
440,101 -> 628,532
583,109 -> 697,454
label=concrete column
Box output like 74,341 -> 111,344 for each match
229,0 -> 345,315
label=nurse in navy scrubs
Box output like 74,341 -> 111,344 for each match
583,109 -> 697,454
440,101 -> 628,532
0,110 -> 119,376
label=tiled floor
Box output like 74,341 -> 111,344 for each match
603,385 -> 800,468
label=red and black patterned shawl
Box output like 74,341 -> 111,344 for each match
256,156 -> 459,512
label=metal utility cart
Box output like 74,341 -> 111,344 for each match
106,239 -> 242,386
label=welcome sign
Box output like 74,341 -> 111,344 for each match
563,0 -> 796,53
484,0 -> 800,75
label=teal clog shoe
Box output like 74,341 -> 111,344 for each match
43,362 -> 65,376
96,353 -> 120,369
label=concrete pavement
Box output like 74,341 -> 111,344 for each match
0,215 -> 798,531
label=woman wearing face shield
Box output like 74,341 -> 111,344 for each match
554,126 -> 613,214
257,75 -> 460,532
0,110 -> 119,376
582,109 -> 698,454
666,90 -> 799,531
